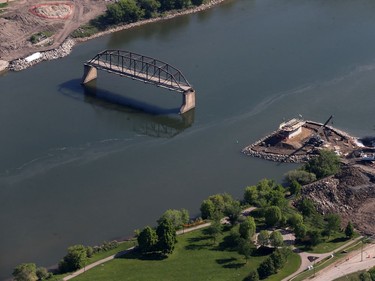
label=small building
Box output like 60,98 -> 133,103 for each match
279,119 -> 305,139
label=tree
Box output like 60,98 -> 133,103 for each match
239,216 -> 256,240
324,213 -> 341,238
287,213 -> 303,228
157,209 -> 189,229
237,238 -> 254,263
257,230 -> 270,247
265,206 -> 282,227
205,220 -> 222,244
224,200 -> 242,225
257,257 -> 275,279
158,0 -> 175,11
13,263 -> 38,281
270,247 -> 291,271
200,199 -> 215,219
137,226 -> 158,254
156,218 -> 176,255
294,223 -> 307,240
106,0 -> 143,24
138,0 -> 160,18
200,193 -> 235,219
244,185 -> 259,206
303,149 -> 340,179
359,271 -> 371,281
244,269 -> 259,281
298,198 -> 316,217
345,221 -> 355,238
284,169 -> 316,185
59,245 -> 88,273
174,0 -> 191,9
307,230 -> 322,246
289,180 -> 302,196
270,231 -> 284,248
36,267 -> 52,280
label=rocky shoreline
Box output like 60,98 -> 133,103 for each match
1,0 -> 227,72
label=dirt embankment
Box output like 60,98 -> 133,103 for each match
0,0 -> 107,62
299,165 -> 375,235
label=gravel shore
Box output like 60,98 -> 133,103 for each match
5,0 -> 227,72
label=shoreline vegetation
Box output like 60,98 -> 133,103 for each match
1,0 -> 227,72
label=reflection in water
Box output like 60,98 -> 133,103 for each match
58,79 -> 194,138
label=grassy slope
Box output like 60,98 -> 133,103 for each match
73,228 -> 301,281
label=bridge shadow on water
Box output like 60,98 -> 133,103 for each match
58,79 -> 195,138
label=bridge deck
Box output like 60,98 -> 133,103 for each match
86,60 -> 192,92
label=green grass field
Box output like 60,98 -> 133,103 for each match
73,228 -> 301,281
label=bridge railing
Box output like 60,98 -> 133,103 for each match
87,50 -> 192,92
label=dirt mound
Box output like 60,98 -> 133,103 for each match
300,165 -> 375,235
30,3 -> 73,19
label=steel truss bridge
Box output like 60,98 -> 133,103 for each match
83,50 -> 193,93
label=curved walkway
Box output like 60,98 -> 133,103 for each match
283,236 -> 363,281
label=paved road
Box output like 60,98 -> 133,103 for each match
282,236 -> 363,281
309,243 -> 375,281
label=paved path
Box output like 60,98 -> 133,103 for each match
282,236 -> 363,281
62,207 -> 255,280
309,243 -> 375,281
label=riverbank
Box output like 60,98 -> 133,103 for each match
3,0 -> 228,72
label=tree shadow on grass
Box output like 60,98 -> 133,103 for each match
252,246 -> 274,257
216,257 -> 237,265
118,250 -> 168,261
185,236 -> 212,251
222,262 -> 246,269
330,237 -> 348,243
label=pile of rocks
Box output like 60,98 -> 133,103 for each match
9,38 -> 75,71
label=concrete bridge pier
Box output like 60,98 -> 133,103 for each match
180,89 -> 196,114
81,64 -> 97,84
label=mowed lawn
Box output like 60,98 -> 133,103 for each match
74,228 -> 301,281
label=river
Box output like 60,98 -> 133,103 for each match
1,0 -> 375,279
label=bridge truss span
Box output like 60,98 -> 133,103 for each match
86,49 -> 192,92
82,49 -> 195,114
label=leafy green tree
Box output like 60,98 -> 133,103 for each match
156,218 -> 176,255
224,200 -> 242,225
157,209 -> 189,229
270,231 -> 284,248
294,223 -> 307,240
345,221 -> 355,238
200,193 -> 235,219
289,180 -> 302,196
270,248 -> 286,271
200,199 -> 215,219
244,185 -> 258,206
244,269 -> 259,281
36,267 -> 52,280
324,213 -> 341,238
298,198 -> 316,217
266,189 -> 287,208
205,220 -> 222,244
174,0 -> 191,9
284,169 -> 316,185
257,230 -> 270,247
368,266 -> 375,280
257,257 -> 275,279
307,230 -> 322,246
239,216 -> 256,240
137,226 -> 158,254
287,213 -> 303,228
138,0 -> 160,18
265,206 -> 282,227
304,149 -> 340,179
159,0 -> 175,11
237,238 -> 254,263
13,263 -> 38,281
359,271 -> 372,281
106,0 -> 143,24
59,245 -> 88,273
